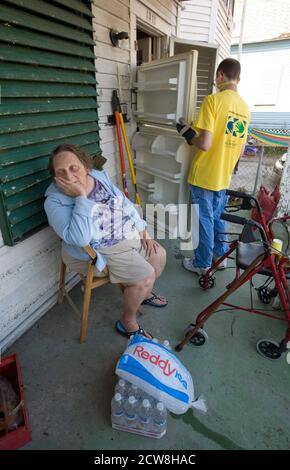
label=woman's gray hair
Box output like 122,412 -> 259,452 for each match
49,144 -> 95,176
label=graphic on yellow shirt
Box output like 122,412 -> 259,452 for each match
187,90 -> 250,191
226,115 -> 247,138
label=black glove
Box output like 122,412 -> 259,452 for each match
176,118 -> 196,145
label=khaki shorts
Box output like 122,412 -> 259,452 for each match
61,238 -> 154,285
61,248 -> 108,278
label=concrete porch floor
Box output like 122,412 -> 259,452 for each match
6,240 -> 290,450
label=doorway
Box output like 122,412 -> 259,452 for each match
136,25 -> 164,65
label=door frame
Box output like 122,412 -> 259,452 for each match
130,0 -> 172,69
129,1 -> 172,136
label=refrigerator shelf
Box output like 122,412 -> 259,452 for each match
134,111 -> 176,121
133,78 -> 178,90
135,163 -> 181,182
132,132 -> 183,158
136,181 -> 155,192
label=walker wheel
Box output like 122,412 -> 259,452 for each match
184,324 -> 208,347
257,287 -> 272,304
199,275 -> 215,289
256,339 -> 282,360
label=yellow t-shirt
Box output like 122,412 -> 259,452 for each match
187,90 -> 250,191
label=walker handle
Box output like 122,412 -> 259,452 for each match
221,213 -> 268,243
226,189 -> 252,199
225,190 -> 262,214
221,213 -> 247,225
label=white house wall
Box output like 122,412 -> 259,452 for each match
93,0 -> 131,186
231,42 -> 290,114
93,0 -> 179,186
215,0 -> 232,62
0,228 -> 78,352
178,0 -> 231,63
137,0 -> 178,33
178,0 -> 212,42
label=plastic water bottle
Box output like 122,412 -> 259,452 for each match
111,393 -> 124,426
152,402 -> 167,435
150,396 -> 158,408
124,395 -> 138,428
115,379 -> 128,397
138,399 -> 152,431
138,389 -> 151,403
162,340 -> 171,350
127,383 -> 139,399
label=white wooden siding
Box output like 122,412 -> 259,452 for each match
178,0 -> 212,42
130,0 -> 178,37
215,0 -> 232,61
139,0 -> 178,31
177,0 -> 231,62
93,0 -> 131,184
93,0 -> 179,187
0,228 -> 78,352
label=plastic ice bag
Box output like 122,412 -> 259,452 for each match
115,335 -> 206,415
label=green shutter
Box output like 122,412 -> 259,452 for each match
0,0 -> 100,245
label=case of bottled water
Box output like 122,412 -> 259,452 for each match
111,379 -> 167,438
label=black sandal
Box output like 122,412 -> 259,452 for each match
141,292 -> 168,308
115,320 -> 153,340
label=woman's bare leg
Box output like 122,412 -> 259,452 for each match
147,243 -> 167,279
121,272 -> 155,338
144,244 -> 167,305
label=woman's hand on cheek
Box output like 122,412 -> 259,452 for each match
55,177 -> 87,198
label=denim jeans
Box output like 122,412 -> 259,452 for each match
190,185 -> 228,268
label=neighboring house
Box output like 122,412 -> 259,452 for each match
231,0 -> 290,129
0,0 -> 233,351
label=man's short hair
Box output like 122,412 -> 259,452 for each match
216,58 -> 241,81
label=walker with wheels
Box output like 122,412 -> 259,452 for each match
176,189 -> 290,360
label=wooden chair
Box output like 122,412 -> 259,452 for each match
58,246 -> 110,343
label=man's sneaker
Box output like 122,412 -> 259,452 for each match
182,257 -> 210,275
213,256 -> 227,270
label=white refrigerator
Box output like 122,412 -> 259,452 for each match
132,50 -> 199,240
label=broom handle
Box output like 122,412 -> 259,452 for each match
115,110 -> 129,198
119,112 -> 142,206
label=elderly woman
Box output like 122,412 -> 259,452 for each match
44,144 -> 167,339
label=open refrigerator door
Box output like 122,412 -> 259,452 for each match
132,50 -> 199,240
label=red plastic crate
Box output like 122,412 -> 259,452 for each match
0,353 -> 31,450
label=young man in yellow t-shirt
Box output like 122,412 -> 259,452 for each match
176,58 -> 250,274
